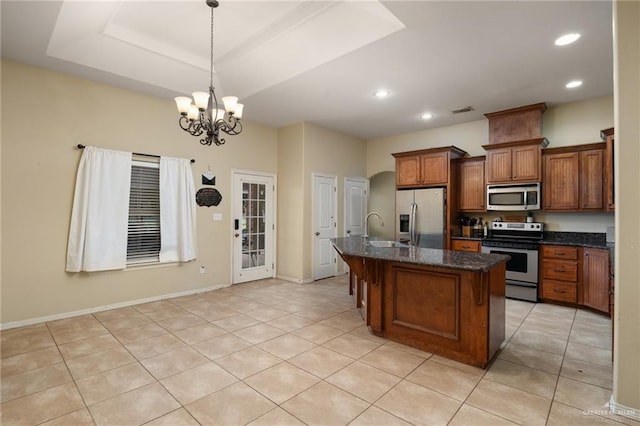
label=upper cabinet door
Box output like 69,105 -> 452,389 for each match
486,148 -> 513,183
512,145 -> 540,182
580,149 -> 604,210
544,152 -> 580,211
420,152 -> 449,185
543,144 -> 606,212
393,147 -> 467,189
484,140 -> 543,184
395,156 -> 421,187
458,158 -> 486,211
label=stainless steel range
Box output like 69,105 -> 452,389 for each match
481,222 -> 544,302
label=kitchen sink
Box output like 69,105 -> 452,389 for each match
367,240 -> 409,248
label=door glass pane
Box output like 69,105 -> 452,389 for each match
242,181 -> 266,269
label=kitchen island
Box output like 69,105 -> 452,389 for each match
332,237 -> 509,368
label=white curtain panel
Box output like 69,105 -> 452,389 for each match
66,146 -> 132,272
159,156 -> 197,263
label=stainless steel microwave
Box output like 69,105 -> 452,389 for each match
486,183 -> 541,211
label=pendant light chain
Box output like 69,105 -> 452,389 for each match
174,0 -> 243,147
210,7 -> 214,89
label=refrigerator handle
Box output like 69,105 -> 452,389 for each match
410,203 -> 417,246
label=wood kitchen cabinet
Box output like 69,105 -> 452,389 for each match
393,146 -> 467,188
583,247 -> 611,314
543,144 -> 605,212
451,239 -> 481,252
601,127 -> 615,211
458,156 -> 486,211
540,244 -> 612,316
540,245 -> 579,304
483,139 -> 546,184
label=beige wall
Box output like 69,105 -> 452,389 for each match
367,119 -> 488,176
613,0 -> 640,415
368,171 -> 396,240
276,122 -> 366,282
1,60 -> 278,325
366,96 -> 615,234
367,96 -> 614,177
543,96 -> 614,147
302,123 -> 366,278
276,123 -> 305,281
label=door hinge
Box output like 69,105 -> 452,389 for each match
272,224 -> 274,230
334,258 -> 337,263
334,186 -> 337,192
272,263 -> 274,269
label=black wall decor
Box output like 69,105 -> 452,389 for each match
196,188 -> 222,207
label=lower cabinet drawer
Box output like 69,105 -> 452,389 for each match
451,240 -> 481,252
542,260 -> 578,282
541,280 -> 577,303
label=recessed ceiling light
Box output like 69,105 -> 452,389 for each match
374,89 -> 389,98
555,33 -> 581,46
566,80 -> 583,89
421,113 -> 434,120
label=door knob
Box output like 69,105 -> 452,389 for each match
346,230 -> 351,234
234,233 -> 239,237
315,232 -> 320,236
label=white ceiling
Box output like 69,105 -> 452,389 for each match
1,0 -> 613,140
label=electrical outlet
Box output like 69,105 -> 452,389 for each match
199,266 -> 205,274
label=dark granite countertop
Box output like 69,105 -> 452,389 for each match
331,237 -> 509,272
539,232 -> 608,249
453,232 -> 612,250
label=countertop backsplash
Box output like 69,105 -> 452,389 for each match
459,211 -> 614,234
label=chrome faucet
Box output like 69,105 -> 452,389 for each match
363,212 -> 384,238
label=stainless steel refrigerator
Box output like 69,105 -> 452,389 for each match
395,187 -> 446,249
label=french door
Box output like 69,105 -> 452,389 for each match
232,172 -> 275,284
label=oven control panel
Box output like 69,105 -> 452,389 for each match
489,222 -> 544,232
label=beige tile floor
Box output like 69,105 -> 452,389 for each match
0,275 -> 634,426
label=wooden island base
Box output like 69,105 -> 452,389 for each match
341,254 -> 506,369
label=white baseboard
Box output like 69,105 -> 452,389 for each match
609,397 -> 640,421
0,283 -> 230,331
276,274 -> 314,284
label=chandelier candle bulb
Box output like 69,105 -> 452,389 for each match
214,109 -> 226,121
222,96 -> 238,113
234,104 -> 244,119
187,105 -> 199,121
192,92 -> 210,110
175,97 -> 192,115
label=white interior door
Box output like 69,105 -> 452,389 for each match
313,174 -> 337,280
232,172 -> 275,284
344,177 -> 368,237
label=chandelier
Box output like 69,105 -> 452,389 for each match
174,0 -> 243,146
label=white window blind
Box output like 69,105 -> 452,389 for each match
127,159 -> 160,264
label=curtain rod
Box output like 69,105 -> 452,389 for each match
76,144 -> 195,163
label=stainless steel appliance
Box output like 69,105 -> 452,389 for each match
487,182 -> 541,211
481,221 -> 544,302
395,187 -> 445,249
